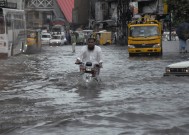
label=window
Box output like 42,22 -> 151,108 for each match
130,26 -> 159,37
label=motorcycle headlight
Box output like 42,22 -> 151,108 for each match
165,67 -> 170,73
86,67 -> 92,71
128,45 -> 135,48
153,44 -> 160,48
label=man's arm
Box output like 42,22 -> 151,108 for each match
98,47 -> 103,68
75,46 -> 85,64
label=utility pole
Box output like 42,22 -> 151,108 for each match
117,0 -> 132,45
168,0 -> 172,41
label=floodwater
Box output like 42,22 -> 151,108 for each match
0,45 -> 189,135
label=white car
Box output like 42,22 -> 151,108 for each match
41,33 -> 51,45
164,61 -> 189,76
49,35 -> 67,46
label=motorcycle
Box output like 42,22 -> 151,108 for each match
76,61 -> 100,84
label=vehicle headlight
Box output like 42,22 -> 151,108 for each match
86,67 -> 92,71
186,68 -> 189,72
128,45 -> 135,48
153,44 -> 160,48
165,67 -> 170,73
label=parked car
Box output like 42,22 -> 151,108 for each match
49,35 -> 67,46
164,61 -> 189,76
41,32 -> 51,45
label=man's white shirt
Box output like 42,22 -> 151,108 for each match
77,45 -> 103,64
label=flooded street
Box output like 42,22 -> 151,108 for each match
0,45 -> 189,135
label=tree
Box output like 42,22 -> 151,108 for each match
168,0 -> 189,26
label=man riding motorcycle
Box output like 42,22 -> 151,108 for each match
75,37 -> 103,77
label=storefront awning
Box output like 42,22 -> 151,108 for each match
57,0 -> 74,23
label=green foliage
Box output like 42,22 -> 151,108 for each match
167,0 -> 189,26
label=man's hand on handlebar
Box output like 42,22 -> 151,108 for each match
99,62 -> 103,68
75,59 -> 82,64
95,63 -> 103,68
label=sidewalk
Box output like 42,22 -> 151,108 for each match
163,40 -> 189,53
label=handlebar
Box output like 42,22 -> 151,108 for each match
75,62 -> 102,68
75,62 -> 82,65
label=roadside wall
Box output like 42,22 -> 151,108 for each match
163,40 -> 189,53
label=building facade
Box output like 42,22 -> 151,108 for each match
90,0 -> 166,29
72,0 -> 90,27
5,0 -> 24,9
24,0 -> 69,30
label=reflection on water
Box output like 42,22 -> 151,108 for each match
76,85 -> 102,99
0,46 -> 189,135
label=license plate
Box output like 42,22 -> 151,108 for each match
86,68 -> 91,71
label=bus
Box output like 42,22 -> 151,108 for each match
0,8 -> 27,58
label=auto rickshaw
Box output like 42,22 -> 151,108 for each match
26,29 -> 42,54
75,31 -> 85,45
95,31 -> 112,45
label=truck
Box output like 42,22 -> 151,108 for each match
50,24 -> 66,36
127,18 -> 163,56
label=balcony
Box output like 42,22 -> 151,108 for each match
25,0 -> 53,9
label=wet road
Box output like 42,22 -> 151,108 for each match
0,45 -> 189,135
